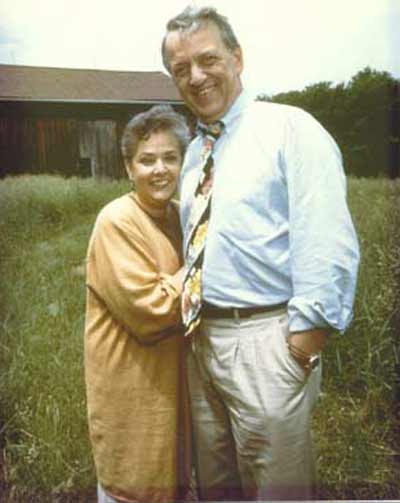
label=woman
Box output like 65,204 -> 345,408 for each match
84,105 -> 192,503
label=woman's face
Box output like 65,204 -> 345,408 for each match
126,130 -> 182,211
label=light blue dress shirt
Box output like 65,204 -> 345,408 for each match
179,91 -> 360,333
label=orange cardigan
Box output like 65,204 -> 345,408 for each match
84,193 -> 191,502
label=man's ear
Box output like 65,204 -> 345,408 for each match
233,46 -> 244,75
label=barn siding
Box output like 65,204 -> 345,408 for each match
0,117 -> 38,177
37,118 -> 79,176
94,121 -> 123,179
0,101 -> 190,179
0,115 -> 127,179
78,120 -> 125,179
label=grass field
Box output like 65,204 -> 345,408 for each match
0,174 -> 399,501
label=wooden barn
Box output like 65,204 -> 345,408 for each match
0,64 -> 188,179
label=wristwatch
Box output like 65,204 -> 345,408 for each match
287,341 -> 321,372
307,353 -> 320,371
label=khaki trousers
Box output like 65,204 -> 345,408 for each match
187,309 -> 321,501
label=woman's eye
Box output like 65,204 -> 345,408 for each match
140,157 -> 154,166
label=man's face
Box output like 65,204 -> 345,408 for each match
164,22 -> 243,124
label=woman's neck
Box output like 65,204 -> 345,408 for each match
132,192 -> 170,219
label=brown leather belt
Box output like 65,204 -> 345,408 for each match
202,301 -> 288,319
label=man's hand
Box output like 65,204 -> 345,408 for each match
288,328 -> 328,354
288,328 -> 328,373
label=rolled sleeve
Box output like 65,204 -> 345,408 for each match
284,109 -> 360,333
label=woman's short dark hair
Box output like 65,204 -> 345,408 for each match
161,6 -> 240,72
121,105 -> 191,163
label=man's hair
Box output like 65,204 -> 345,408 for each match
161,5 -> 240,72
121,105 -> 191,162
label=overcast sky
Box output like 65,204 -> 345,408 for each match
0,0 -> 399,95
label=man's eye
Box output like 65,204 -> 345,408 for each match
202,55 -> 217,66
174,66 -> 188,78
165,155 -> 178,163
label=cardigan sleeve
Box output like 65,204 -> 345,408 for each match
86,206 -> 182,343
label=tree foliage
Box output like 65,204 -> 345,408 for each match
259,67 -> 399,178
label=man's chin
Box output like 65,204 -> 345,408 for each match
190,101 -> 222,123
197,110 -> 223,124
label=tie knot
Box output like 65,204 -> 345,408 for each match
198,121 -> 224,141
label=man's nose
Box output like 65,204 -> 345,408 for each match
189,63 -> 206,85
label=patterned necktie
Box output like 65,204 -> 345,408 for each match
181,121 -> 224,336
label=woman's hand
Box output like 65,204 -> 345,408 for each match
171,266 -> 185,289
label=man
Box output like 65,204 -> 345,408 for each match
162,6 -> 359,501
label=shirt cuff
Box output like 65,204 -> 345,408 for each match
288,297 -> 353,334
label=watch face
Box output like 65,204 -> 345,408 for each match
310,355 -> 320,370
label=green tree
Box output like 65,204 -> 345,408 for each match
267,67 -> 399,178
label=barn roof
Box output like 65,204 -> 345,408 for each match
0,64 -> 182,103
